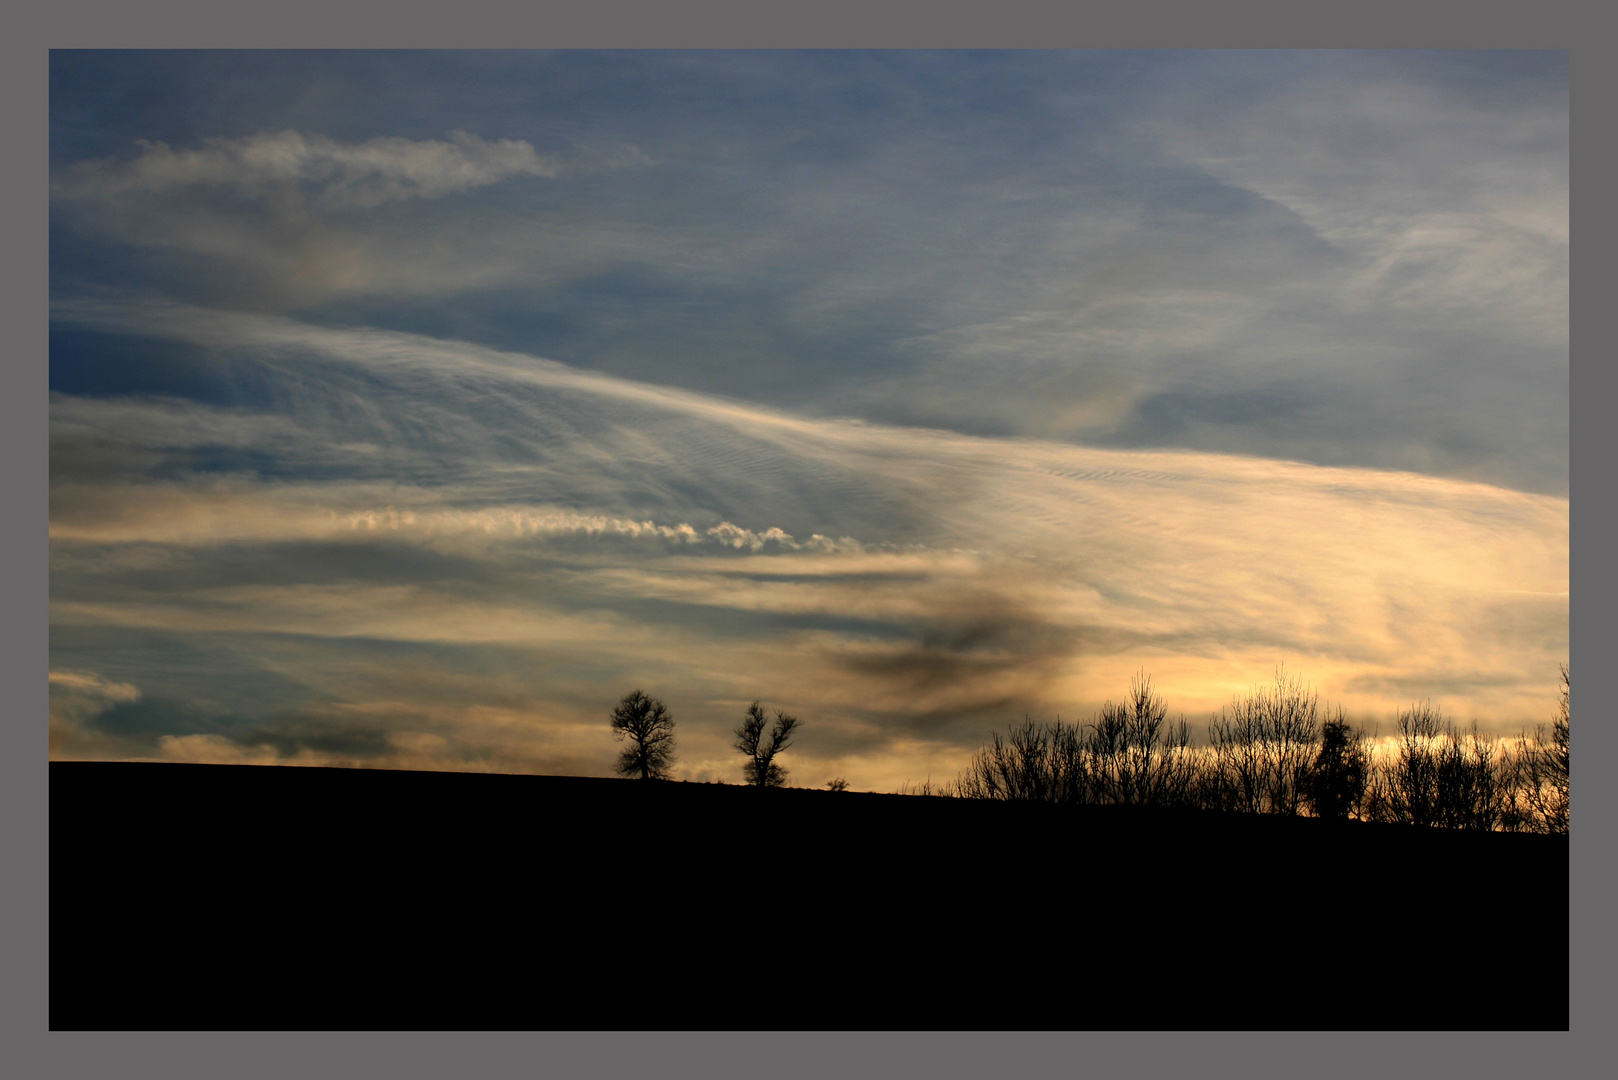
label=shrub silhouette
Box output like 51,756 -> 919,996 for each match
609,689 -> 677,780
951,673 -> 1196,807
735,702 -> 799,787
953,717 -> 1076,802
1363,704 -> 1507,829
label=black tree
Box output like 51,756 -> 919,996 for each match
610,690 -> 677,780
734,702 -> 800,787
1308,709 -> 1369,820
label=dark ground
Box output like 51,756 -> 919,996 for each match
50,761 -> 1568,1031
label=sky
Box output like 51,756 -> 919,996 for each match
48,50 -> 1568,791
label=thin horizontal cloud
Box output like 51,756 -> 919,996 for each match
49,668 -> 141,707
58,129 -> 561,210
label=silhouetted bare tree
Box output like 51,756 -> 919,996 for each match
735,702 -> 799,787
609,689 -> 677,780
1086,673 -> 1197,806
1435,721 -> 1514,831
1368,701 -> 1444,826
1207,669 -> 1322,815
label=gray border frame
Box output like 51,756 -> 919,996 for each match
13,2 -> 1603,1077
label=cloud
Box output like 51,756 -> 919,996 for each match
59,129 -> 561,210
1145,59 -> 1567,344
48,299 -> 1567,789
49,668 -> 141,710
51,130 -> 580,302
151,733 -> 285,766
49,668 -> 142,757
46,52 -> 1567,787
49,56 -> 1565,497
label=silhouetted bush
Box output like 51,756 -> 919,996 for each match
952,717 -> 1083,802
1367,705 -> 1516,830
951,673 -> 1197,807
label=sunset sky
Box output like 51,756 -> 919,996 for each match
48,50 -> 1568,791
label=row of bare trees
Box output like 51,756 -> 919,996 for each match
944,667 -> 1570,834
952,673 -> 1200,807
1369,682 -> 1569,833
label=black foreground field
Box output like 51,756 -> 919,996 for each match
51,761 -> 1568,1030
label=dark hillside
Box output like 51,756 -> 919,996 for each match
51,762 -> 1567,1030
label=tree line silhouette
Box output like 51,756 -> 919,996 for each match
605,666 -> 1569,834
946,667 -> 1569,834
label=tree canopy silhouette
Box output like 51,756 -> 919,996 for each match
609,690 -> 676,780
1308,708 -> 1370,820
735,702 -> 799,787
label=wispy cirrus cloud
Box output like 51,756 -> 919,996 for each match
50,54 -> 1566,495
1145,57 -> 1567,344
51,129 -> 583,301
56,129 -> 561,210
